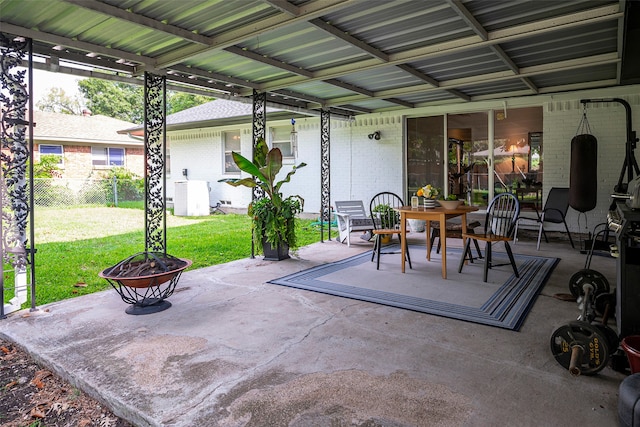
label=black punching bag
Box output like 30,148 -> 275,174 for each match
569,134 -> 597,212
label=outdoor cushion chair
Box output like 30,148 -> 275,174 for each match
334,200 -> 374,247
458,192 -> 520,282
369,192 -> 411,270
514,187 -> 575,250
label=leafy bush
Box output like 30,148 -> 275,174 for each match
100,167 -> 144,203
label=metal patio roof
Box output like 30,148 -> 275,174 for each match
1,0 -> 639,118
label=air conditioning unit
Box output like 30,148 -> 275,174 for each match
174,180 -> 210,216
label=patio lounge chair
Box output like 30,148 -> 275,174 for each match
334,200 -> 374,247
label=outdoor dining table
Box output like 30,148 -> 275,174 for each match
398,204 -> 480,279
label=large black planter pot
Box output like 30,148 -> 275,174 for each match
262,238 -> 290,261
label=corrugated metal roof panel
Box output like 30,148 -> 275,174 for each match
502,21 -> 617,68
458,79 -> 530,97
530,64 -> 617,88
0,0 -> 633,115
463,0 -> 618,31
410,47 -> 508,81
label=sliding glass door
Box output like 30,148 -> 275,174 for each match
406,107 -> 543,208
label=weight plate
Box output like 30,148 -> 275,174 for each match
593,323 -> 620,351
568,269 -> 610,298
550,321 -> 609,376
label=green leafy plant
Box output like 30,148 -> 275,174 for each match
219,138 -> 306,253
372,203 -> 398,230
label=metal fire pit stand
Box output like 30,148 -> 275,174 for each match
101,272 -> 183,315
99,252 -> 192,315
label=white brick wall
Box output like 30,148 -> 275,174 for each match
168,86 -> 640,233
543,95 -> 640,234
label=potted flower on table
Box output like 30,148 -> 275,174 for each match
416,184 -> 440,208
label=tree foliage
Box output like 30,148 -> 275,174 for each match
78,79 -> 144,123
32,154 -> 63,178
167,92 -> 214,114
39,77 -> 214,123
36,88 -> 83,115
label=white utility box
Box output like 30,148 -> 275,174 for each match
174,180 -> 210,216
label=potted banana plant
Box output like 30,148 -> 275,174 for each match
219,138 -> 306,260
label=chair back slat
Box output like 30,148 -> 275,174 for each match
369,192 -> 405,231
485,193 -> 520,238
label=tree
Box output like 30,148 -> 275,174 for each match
167,92 -> 214,114
38,78 -> 214,123
36,88 -> 83,115
78,79 -> 144,123
79,78 -> 213,123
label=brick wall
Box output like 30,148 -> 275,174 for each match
35,143 -> 145,179
543,95 -> 640,234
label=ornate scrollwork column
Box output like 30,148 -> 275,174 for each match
252,89 -> 266,200
0,33 -> 34,316
320,109 -> 331,241
143,72 -> 167,254
250,90 -> 267,258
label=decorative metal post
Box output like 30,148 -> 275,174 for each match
143,72 -> 167,253
0,33 -> 35,317
251,90 -> 266,258
320,109 -> 331,241
100,72 -> 190,315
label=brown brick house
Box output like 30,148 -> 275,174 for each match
30,111 -> 143,178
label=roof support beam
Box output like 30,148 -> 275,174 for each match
320,53 -> 619,107
60,0 -> 211,45
154,0 -> 359,68
256,4 -> 622,93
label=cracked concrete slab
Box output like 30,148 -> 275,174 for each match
0,235 -> 624,426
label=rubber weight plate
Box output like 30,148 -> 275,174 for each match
568,269 -> 610,298
550,321 -> 609,376
592,323 -> 619,351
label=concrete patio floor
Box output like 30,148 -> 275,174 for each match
0,228 -> 624,426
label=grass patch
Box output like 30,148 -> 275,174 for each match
5,208 -> 335,306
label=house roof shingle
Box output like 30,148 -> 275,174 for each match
31,111 -> 141,146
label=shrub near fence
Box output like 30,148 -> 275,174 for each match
32,178 -> 144,208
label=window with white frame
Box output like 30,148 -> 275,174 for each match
39,144 -> 64,166
91,147 -> 125,167
269,126 -> 293,157
224,130 -> 241,173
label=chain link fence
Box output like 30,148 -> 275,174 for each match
32,178 -> 145,208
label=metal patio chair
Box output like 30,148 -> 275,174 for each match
369,192 -> 411,270
514,187 -> 574,250
458,192 -> 520,282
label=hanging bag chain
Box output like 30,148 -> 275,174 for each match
575,104 -> 592,136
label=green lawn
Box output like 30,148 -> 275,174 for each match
4,207 -> 335,306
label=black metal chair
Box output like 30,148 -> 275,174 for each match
458,193 -> 520,282
514,187 -> 574,250
369,192 -> 411,270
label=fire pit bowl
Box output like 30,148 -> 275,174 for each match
99,252 -> 192,315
